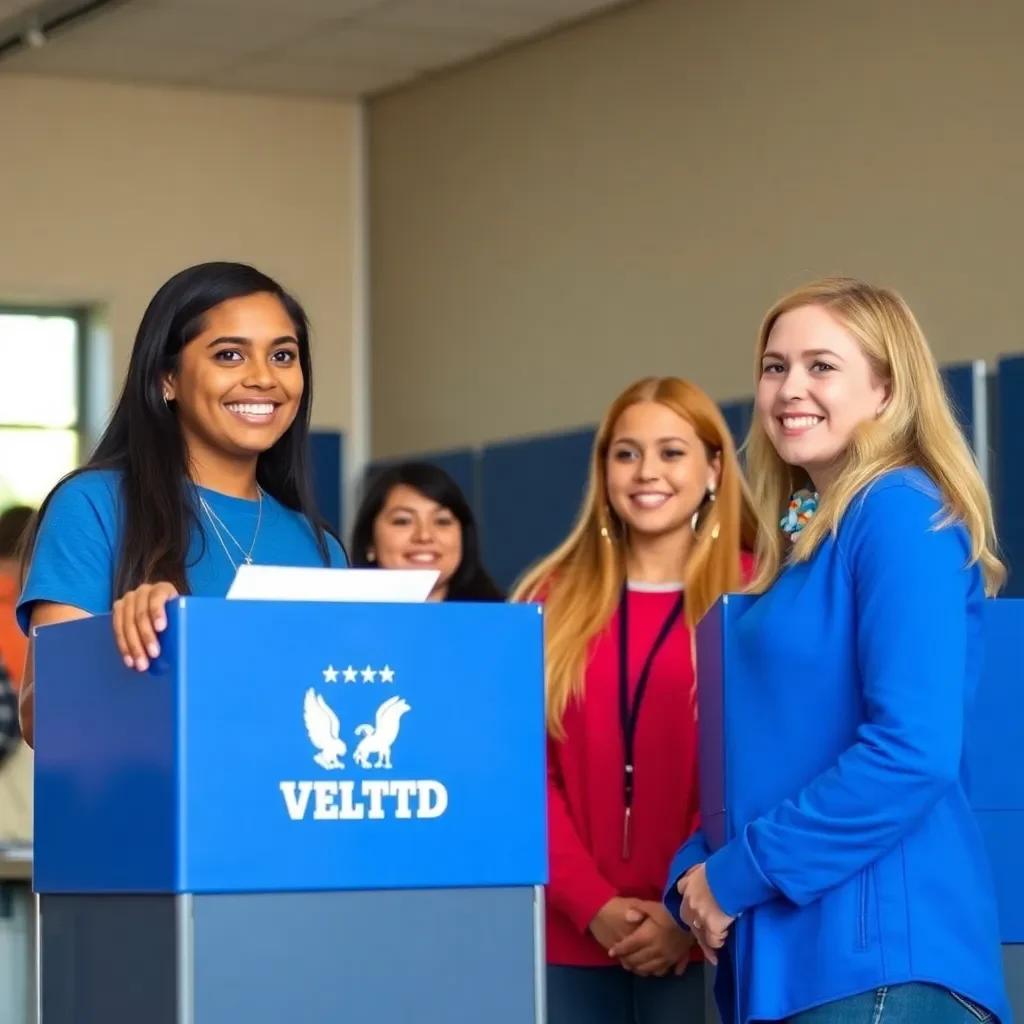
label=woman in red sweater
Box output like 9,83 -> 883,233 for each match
513,376 -> 757,1024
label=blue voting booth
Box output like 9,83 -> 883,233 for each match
31,598 -> 549,1024
696,594 -> 1024,1022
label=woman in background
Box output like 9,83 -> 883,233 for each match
668,278 -> 1010,1024
17,261 -> 346,745
512,376 -> 758,1024
350,460 -> 503,602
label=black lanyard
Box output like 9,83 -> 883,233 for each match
618,583 -> 685,860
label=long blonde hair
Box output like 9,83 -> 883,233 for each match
511,376 -> 760,738
746,277 -> 1005,596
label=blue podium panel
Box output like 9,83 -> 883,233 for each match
694,593 -> 754,853
33,599 -> 548,895
33,613 -> 180,893
964,599 -> 1024,942
696,594 -> 1024,943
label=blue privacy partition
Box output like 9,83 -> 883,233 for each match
940,360 -> 983,449
996,355 -> 1024,597
32,598 -> 548,1024
479,427 -> 595,591
718,364 -> 979,461
697,594 -> 1024,1021
719,399 -> 754,452
309,429 -> 344,534
364,447 -> 477,509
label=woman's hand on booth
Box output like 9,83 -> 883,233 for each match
113,582 -> 179,671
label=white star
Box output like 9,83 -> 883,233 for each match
323,665 -> 339,684
342,665 -> 358,684
361,665 -> 377,683
379,665 -> 395,684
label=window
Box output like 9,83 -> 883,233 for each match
0,308 -> 87,509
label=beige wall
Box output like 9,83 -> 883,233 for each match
0,74 -> 359,433
368,0 -> 1024,459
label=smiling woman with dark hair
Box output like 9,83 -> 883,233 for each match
16,261 -> 347,746
350,461 -> 503,603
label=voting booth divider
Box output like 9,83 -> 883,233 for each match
696,594 -> 1024,1022
31,597 -> 548,1024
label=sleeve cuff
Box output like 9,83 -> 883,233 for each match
662,831 -> 711,929
558,876 -> 619,935
704,826 -> 776,918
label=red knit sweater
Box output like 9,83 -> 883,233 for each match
545,558 -> 753,967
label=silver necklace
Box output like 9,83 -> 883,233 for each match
198,486 -> 263,569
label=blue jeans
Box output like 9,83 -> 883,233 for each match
547,963 -> 706,1024
784,983 -> 994,1023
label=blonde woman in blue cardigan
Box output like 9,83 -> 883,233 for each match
665,278 -> 1009,1024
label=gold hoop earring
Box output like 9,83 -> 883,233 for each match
692,510 -> 721,540
600,505 -> 617,542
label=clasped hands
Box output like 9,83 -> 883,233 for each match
675,863 -> 734,964
590,897 -> 693,977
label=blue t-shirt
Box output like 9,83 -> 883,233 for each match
17,468 -> 347,633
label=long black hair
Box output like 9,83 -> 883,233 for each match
23,261 -> 337,597
350,461 -> 504,602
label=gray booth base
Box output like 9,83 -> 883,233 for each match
39,886 -> 544,1024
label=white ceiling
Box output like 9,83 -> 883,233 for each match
0,0 -> 635,98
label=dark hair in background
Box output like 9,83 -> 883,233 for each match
21,261 -> 338,597
0,505 -> 35,560
350,461 -> 504,602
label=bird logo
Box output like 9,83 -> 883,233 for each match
303,689 -> 412,772
353,696 -> 412,769
302,687 -> 347,770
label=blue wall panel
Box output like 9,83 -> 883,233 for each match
996,356 -> 1024,597
479,428 -> 596,592
370,357 -> 1014,594
941,362 -> 976,448
309,430 -> 343,535
364,449 -> 477,507
720,399 -> 754,451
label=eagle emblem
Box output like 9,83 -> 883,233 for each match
303,687 -> 347,770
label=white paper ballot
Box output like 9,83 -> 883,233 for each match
225,565 -> 439,603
